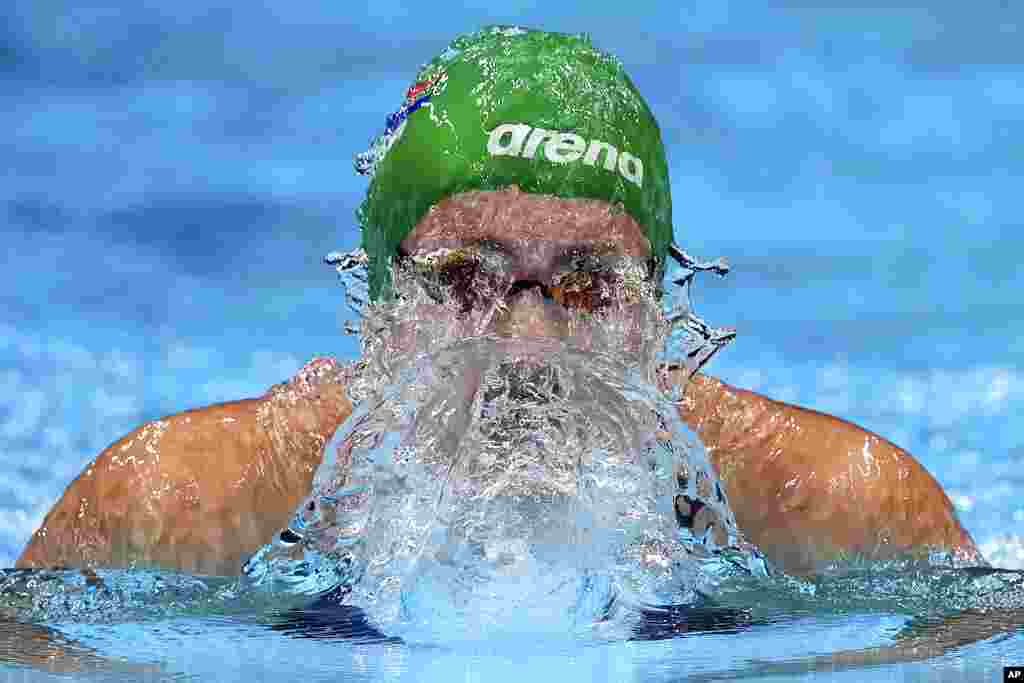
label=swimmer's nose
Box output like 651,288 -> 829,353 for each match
492,282 -> 569,339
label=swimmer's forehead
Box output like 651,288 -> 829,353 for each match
398,190 -> 652,259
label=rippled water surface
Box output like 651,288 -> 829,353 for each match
2,564 -> 1023,681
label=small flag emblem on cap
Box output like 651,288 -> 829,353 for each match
356,71 -> 448,177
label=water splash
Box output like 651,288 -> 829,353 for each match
657,243 -> 736,395
0,568 -> 238,623
242,247 -> 765,641
325,248 -> 370,333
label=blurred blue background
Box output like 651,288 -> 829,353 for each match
1,2 -> 1022,568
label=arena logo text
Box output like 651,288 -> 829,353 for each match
486,123 -> 644,188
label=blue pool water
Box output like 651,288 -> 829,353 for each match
2,563 -> 1023,680
3,2 -> 1024,680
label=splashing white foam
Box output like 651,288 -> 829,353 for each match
243,246 -> 760,642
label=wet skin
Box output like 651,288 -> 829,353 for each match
16,190 -> 982,577
16,358 -> 352,577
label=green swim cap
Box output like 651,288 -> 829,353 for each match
355,25 -> 673,299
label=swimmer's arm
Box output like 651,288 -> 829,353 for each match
16,399 -> 287,575
672,370 -> 983,575
16,373 -> 351,576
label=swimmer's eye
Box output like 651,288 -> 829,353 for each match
436,258 -> 482,289
550,268 -> 623,312
550,256 -> 653,311
436,258 -> 489,313
410,255 -> 509,314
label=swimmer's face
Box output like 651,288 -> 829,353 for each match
396,191 -> 657,348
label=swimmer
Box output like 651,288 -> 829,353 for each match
16,26 -> 982,579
